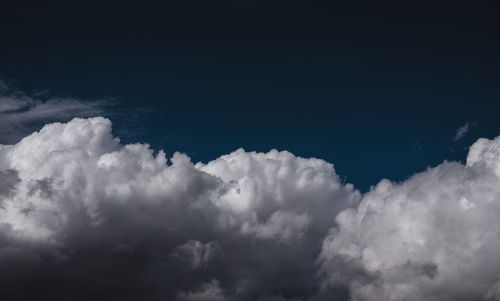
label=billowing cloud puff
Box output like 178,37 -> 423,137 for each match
4,116 -> 500,301
0,117 -> 359,300
320,136 -> 500,300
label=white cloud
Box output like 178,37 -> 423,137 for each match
4,115 -> 500,300
319,135 -> 500,300
0,117 -> 358,300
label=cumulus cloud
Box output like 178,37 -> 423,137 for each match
0,81 -> 103,143
0,117 -> 358,300
4,116 -> 500,300
319,135 -> 500,300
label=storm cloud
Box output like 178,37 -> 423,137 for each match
2,117 -> 500,300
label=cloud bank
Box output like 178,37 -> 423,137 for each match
1,117 -> 500,300
0,117 -> 358,300
320,136 -> 500,300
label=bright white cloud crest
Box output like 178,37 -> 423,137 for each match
0,117 -> 357,300
320,137 -> 500,300
2,117 -> 500,300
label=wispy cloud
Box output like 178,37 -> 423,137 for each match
454,122 -> 469,141
0,81 -> 104,144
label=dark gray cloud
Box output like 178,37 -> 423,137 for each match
2,117 -> 500,300
0,117 -> 359,300
0,169 -> 20,203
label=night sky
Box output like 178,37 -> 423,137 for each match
2,1 -> 499,190
1,1 -> 500,300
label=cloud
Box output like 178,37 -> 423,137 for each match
177,280 -> 228,301
3,116 -> 500,300
0,81 -> 103,144
173,240 -> 221,269
0,117 -> 359,300
240,210 -> 311,242
454,122 -> 470,140
319,135 -> 500,300
0,169 -> 20,202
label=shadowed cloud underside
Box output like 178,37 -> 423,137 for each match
1,117 -> 500,300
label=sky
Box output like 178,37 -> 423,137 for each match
1,1 -> 499,190
1,1 -> 500,300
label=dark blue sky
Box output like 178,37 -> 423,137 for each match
1,0 -> 500,190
